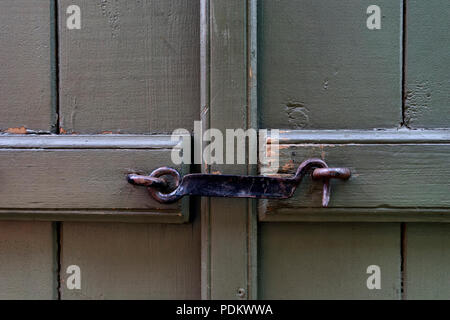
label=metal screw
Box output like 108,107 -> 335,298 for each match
237,288 -> 246,299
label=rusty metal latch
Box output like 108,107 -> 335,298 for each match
128,158 -> 351,207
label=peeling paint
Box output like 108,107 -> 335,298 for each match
281,160 -> 295,172
322,70 -> 339,90
285,101 -> 309,129
99,0 -> 121,38
200,105 -> 209,119
405,81 -> 432,127
5,126 -> 27,134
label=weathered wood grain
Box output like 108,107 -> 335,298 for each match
259,0 -> 402,129
259,223 -> 401,299
0,222 -> 55,299
0,0 -> 53,132
260,144 -> 450,217
404,223 -> 450,299
58,0 -> 199,133
405,1 -> 450,128
60,220 -> 200,299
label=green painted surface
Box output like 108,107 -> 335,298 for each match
55,0 -> 202,300
0,0 -> 448,300
405,223 -> 450,299
406,1 -> 450,128
259,0 -> 402,130
0,149 -> 184,214
206,0 -> 256,300
60,220 -> 200,299
0,0 -> 53,132
259,223 -> 401,299
58,0 -> 200,134
261,144 -> 450,211
0,222 -> 56,299
256,0 -> 449,300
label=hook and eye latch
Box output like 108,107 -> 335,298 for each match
127,158 -> 351,207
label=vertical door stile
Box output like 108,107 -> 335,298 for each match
202,0 -> 258,299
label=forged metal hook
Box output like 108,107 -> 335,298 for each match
128,158 -> 351,207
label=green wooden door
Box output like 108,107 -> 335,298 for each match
0,0 -> 200,299
202,0 -> 450,300
255,0 -> 450,299
0,0 -> 449,300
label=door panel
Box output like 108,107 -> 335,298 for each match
405,0 -> 450,128
0,149 -> 176,210
0,0 -> 448,300
0,0 -> 54,132
0,136 -> 188,223
0,222 -> 56,299
402,0 -> 450,300
60,220 -> 200,299
0,0 -> 56,300
405,223 -> 450,299
55,0 -> 201,300
0,0 -> 200,299
56,0 -> 201,299
198,0 -> 259,300
58,0 -> 200,134
259,0 -> 402,130
257,0 -> 404,301
255,0 -> 450,300
260,140 -> 450,218
259,223 -> 401,299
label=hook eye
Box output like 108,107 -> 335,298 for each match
147,167 -> 183,204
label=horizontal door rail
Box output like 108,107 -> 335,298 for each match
271,129 -> 450,144
0,134 -> 187,149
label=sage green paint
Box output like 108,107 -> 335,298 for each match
256,0 -> 449,301
0,222 -> 55,299
56,0 -> 202,300
60,220 -> 200,299
259,223 -> 401,299
405,0 -> 450,128
259,0 -> 402,129
0,0 -> 449,301
58,0 -> 200,134
0,149 -> 184,212
405,223 -> 450,299
0,135 -> 190,222
0,1 -> 57,300
0,0 -> 53,132
260,144 -> 450,212
205,0 -> 257,300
